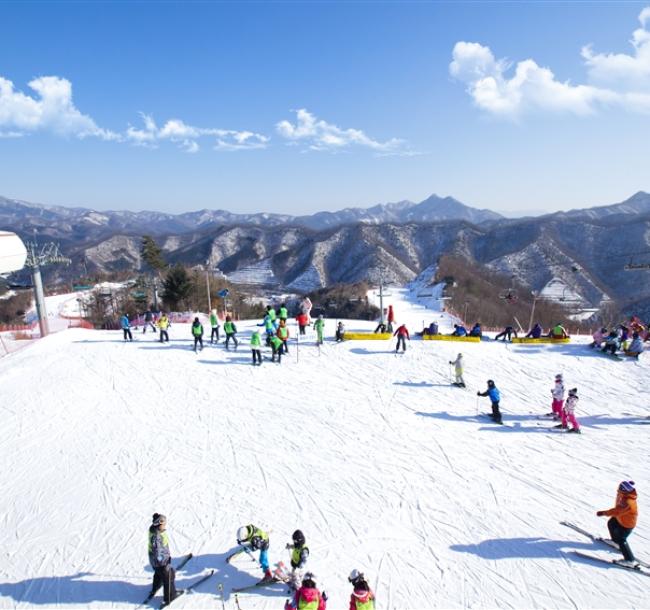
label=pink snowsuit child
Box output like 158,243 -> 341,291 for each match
561,388 -> 581,433
550,374 -> 565,419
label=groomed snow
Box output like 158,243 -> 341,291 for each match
0,287 -> 648,609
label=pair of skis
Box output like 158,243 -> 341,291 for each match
561,521 -> 650,576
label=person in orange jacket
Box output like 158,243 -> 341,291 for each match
393,323 -> 410,353
348,569 -> 375,610
596,480 -> 638,565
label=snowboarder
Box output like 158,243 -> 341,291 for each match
449,353 -> 465,387
191,317 -> 204,352
224,316 -> 238,350
393,323 -> 410,353
157,313 -> 170,343
251,329 -> 262,365
348,569 -> 375,610
547,373 -> 564,420
477,380 -> 502,424
121,313 -> 133,341
236,524 -> 273,581
556,387 -> 580,433
596,480 -> 638,566
313,315 -> 324,345
494,325 -> 516,341
335,321 -> 345,342
277,319 -> 290,354
284,572 -> 327,610
148,513 -> 180,606
209,309 -> 220,344
285,529 -> 310,591
270,334 -> 284,363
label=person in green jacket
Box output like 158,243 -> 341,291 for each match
209,309 -> 220,344
313,315 -> 324,345
270,334 -> 283,363
191,317 -> 204,352
251,329 -> 262,366
279,303 -> 288,321
223,316 -> 238,350
277,319 -> 290,354
266,305 -> 277,323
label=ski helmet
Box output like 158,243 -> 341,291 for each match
237,525 -> 251,542
302,572 -> 317,587
619,480 -> 635,493
152,513 -> 166,527
348,569 -> 364,583
292,529 -> 305,546
487,379 -> 495,388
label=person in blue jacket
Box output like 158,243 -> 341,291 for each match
121,313 -> 133,341
525,322 -> 543,339
451,324 -> 467,337
477,379 -> 502,424
469,322 -> 482,338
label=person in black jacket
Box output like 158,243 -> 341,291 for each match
148,513 -> 180,605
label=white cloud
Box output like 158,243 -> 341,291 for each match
0,76 -> 119,139
276,108 -> 409,155
450,6 -> 650,116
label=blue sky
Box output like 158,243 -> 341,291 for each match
1,1 -> 649,216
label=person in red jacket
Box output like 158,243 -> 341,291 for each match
296,312 -> 309,336
596,480 -> 639,565
393,323 -> 410,353
284,572 -> 327,610
348,569 -> 375,610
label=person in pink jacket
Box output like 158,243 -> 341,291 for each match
547,373 -> 565,420
348,569 -> 375,610
284,572 -> 327,610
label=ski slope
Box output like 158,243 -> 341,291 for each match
1,286 -> 648,609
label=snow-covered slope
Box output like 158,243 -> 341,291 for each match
0,288 -> 648,609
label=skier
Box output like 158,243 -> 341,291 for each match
157,313 -> 170,343
121,313 -> 133,341
449,353 -> 465,387
335,321 -> 345,342
393,323 -> 410,353
313,315 -> 324,345
191,317 -> 204,352
596,480 -> 638,566
296,312 -> 309,336
266,305 -> 277,323
279,303 -> 288,321
547,373 -> 565,420
277,319 -> 290,354
285,529 -> 310,591
236,524 -> 273,581
143,309 -> 156,334
348,569 -> 375,610
477,380 -> 502,424
251,329 -> 262,366
555,387 -> 581,433
494,325 -> 516,341
284,572 -> 327,610
148,513 -> 180,606
224,316 -> 238,350
209,309 -> 220,344
270,334 -> 284,363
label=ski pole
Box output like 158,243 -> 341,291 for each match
235,593 -> 242,610
476,395 -> 479,415
217,583 -> 226,610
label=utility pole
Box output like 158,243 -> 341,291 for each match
205,265 -> 212,313
24,242 -> 71,337
527,291 -> 539,332
379,274 -> 385,325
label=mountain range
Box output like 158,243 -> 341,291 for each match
2,191 -> 650,314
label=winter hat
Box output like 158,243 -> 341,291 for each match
487,379 -> 495,387
568,388 -> 578,396
619,480 -> 635,493
555,374 -> 563,380
152,513 -> 167,526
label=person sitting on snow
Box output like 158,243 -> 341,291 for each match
590,327 -> 607,349
451,324 -> 467,337
549,323 -> 569,339
494,325 -> 517,341
624,332 -> 644,358
602,331 -> 620,355
525,322 -> 543,339
469,322 -> 482,338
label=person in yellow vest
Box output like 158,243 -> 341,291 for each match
147,513 -> 180,605
157,313 -> 170,343
285,529 -> 309,591
223,316 -> 238,350
251,329 -> 262,366
277,319 -> 290,354
237,524 -> 273,581
348,569 -> 375,610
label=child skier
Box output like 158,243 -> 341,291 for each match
209,309 -> 220,344
236,524 -> 273,581
348,569 -> 375,610
224,316 -> 238,350
393,323 -> 410,353
449,353 -> 465,387
555,387 -> 580,433
313,315 -> 324,345
284,572 -> 327,610
547,373 -> 564,419
121,313 -> 133,341
285,529 -> 310,591
191,317 -> 204,352
270,334 -> 284,363
596,480 -> 638,566
277,319 -> 290,354
157,313 -> 170,343
251,329 -> 262,366
477,380 -> 502,424
148,513 -> 180,605
335,322 -> 345,342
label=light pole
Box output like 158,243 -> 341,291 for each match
205,264 -> 212,313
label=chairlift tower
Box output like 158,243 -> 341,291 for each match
24,242 -> 71,337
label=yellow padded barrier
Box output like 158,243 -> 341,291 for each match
422,334 -> 480,342
345,332 -> 392,340
512,337 -> 570,344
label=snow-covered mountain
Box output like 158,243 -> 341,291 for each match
1,286 -> 648,609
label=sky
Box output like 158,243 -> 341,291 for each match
1,0 -> 650,216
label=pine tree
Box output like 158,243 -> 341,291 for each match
141,235 -> 166,272
162,264 -> 192,311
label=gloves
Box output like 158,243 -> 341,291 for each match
322,591 -> 328,601
476,391 -> 481,396
285,543 -> 292,550
596,511 -> 605,516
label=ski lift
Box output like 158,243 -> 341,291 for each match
499,289 -> 518,303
